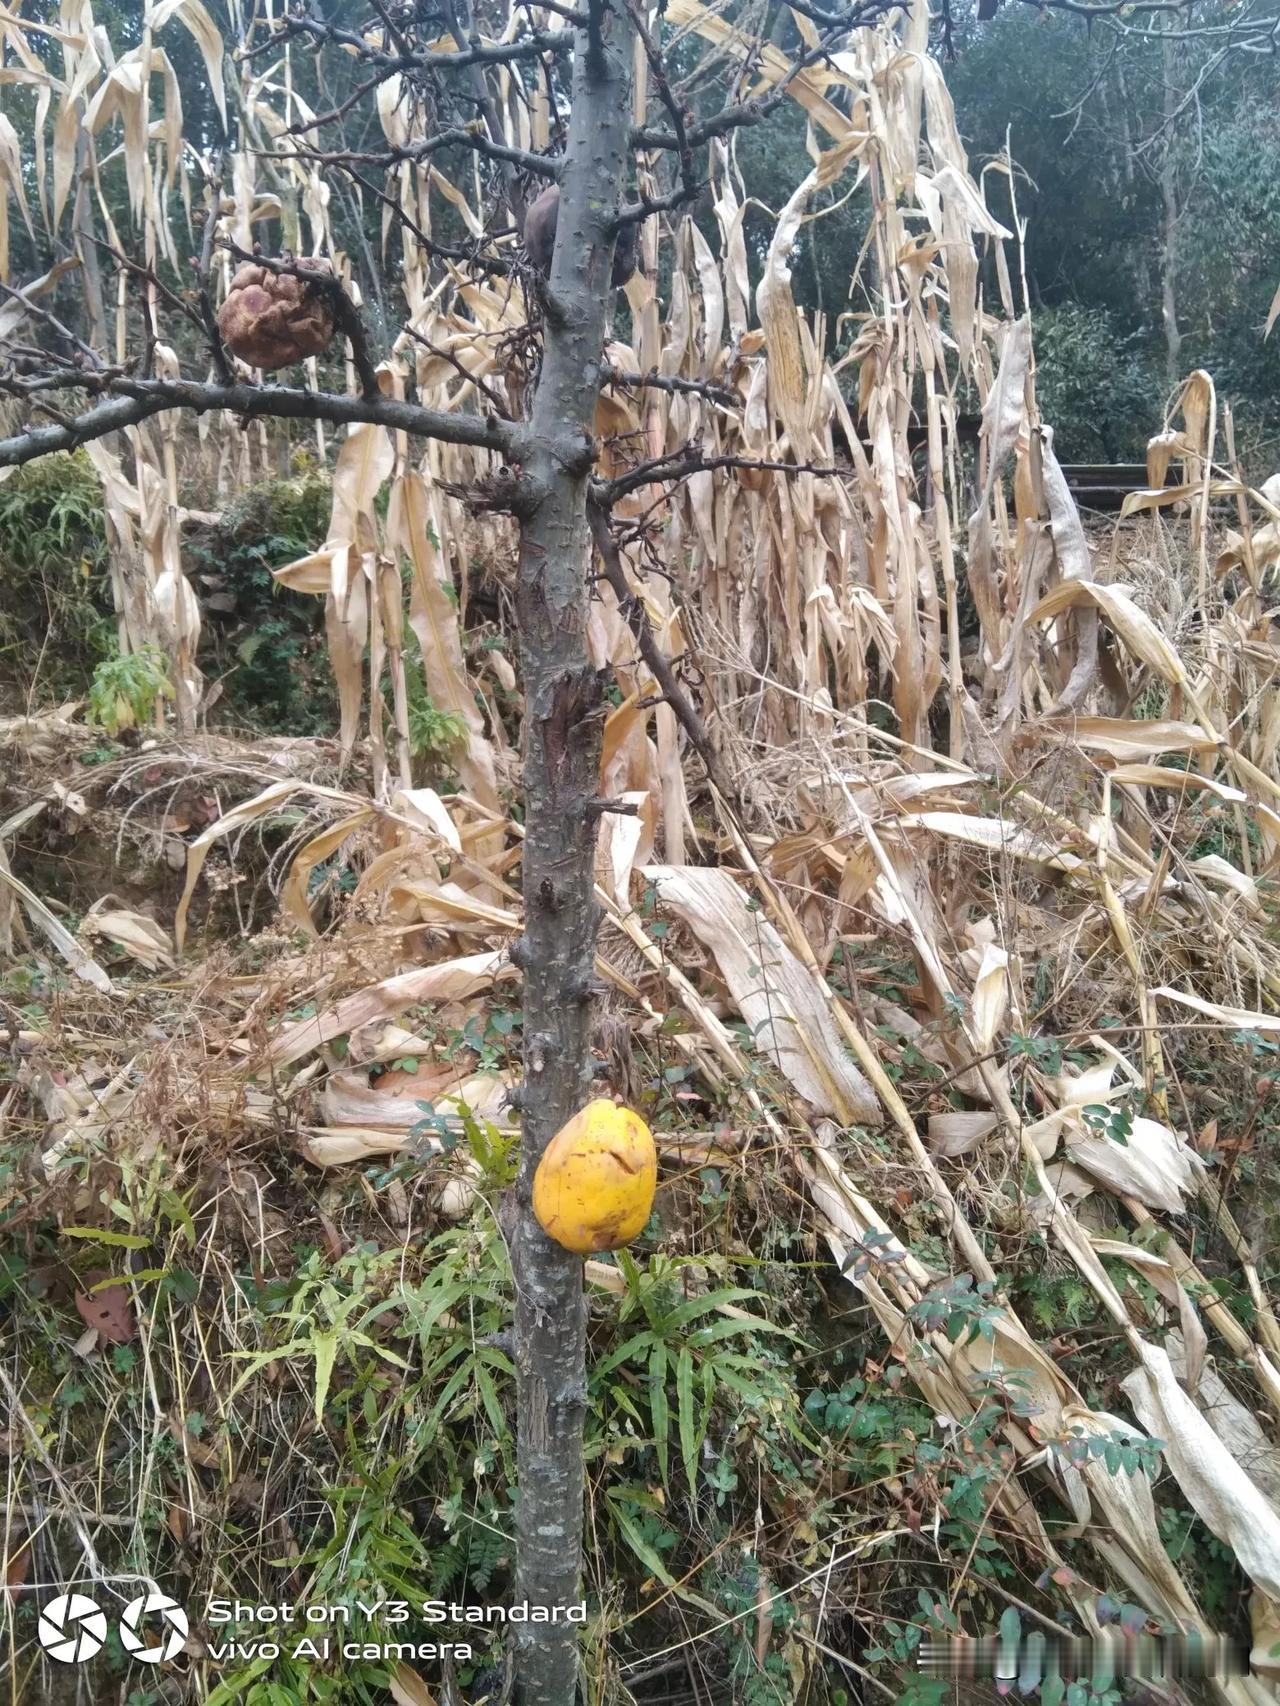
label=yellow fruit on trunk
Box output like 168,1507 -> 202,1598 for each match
532,1099 -> 657,1255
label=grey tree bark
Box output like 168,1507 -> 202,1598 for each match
1108,61 -> 1155,324
507,6 -> 633,1703
1159,32 -> 1183,382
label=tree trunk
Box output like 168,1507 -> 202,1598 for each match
1109,60 -> 1155,323
1158,33 -> 1182,382
509,9 -> 633,1704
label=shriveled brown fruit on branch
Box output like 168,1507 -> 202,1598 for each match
217,259 -> 337,371
523,184 -> 638,288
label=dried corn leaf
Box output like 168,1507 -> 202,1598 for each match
895,812 -> 1083,871
266,949 -> 512,1067
322,1068 -> 510,1130
1034,717 -> 1219,762
1166,1333 -> 1280,1507
175,779 -> 303,951
969,940 -> 1008,1052
282,808 -> 375,935
388,470 -> 500,817
80,907 -> 174,970
1152,986 -> 1280,1033
1121,1341 -> 1280,1652
389,1664 -> 440,1706
1109,763 -> 1244,803
0,110 -> 33,278
1029,581 -> 1189,688
392,787 -> 462,854
153,0 -> 226,129
0,256 -> 79,340
643,865 -> 877,1122
300,1127 -> 420,1167
927,1110 -> 998,1157
0,865 -> 111,991
1190,854 -> 1260,911
1064,1116 -> 1200,1214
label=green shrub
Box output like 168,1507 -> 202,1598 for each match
1031,304 -> 1160,462
0,450 -> 113,702
87,644 -> 174,733
404,643 -> 469,783
189,458 -> 337,733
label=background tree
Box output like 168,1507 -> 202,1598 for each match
942,0 -> 1280,462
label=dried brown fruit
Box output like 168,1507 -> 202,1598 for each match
217,259 -> 336,371
522,185 -> 638,288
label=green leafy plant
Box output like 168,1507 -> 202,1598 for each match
188,462 -> 336,732
403,655 -> 469,780
909,1272 -> 1003,1342
0,449 -> 114,700
0,450 -> 108,569
1007,1032 -> 1064,1073
1080,1101 -> 1133,1147
591,1252 -> 802,1523
87,644 -> 175,733
1049,1426 -> 1163,1479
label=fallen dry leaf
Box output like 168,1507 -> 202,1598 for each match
74,1276 -> 135,1344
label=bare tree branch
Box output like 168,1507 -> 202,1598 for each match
0,283 -> 102,371
194,155 -> 235,386
594,443 -> 844,504
0,379 -> 519,469
599,363 -> 739,407
240,14 -> 572,71
588,501 -> 733,797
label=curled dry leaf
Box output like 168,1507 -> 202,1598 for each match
175,779 -> 302,951
1190,854 -> 1260,911
321,1068 -> 511,1130
1028,580 -> 1189,688
1028,1063 -> 1203,1214
80,907 -> 174,970
438,1168 -> 480,1220
968,941 -> 1008,1053
927,1110 -> 999,1157
281,807 -> 375,936
4,1539 -> 30,1603
389,1663 -> 439,1706
0,258 -> 81,343
300,1128 -> 415,1167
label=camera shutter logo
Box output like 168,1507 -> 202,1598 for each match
119,1591 -> 189,1664
38,1593 -> 108,1664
